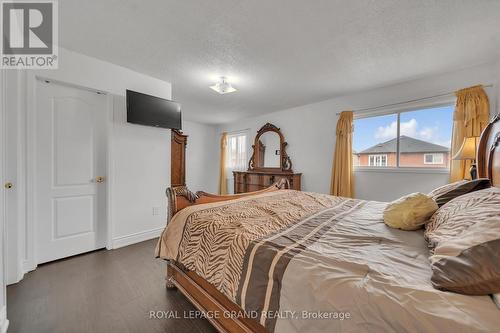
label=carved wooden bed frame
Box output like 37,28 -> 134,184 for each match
162,115 -> 500,333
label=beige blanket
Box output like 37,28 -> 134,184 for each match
156,190 -> 500,333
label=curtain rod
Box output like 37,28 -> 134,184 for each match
336,84 -> 494,115
222,128 -> 251,135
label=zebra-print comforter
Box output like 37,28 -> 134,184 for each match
156,190 -> 500,333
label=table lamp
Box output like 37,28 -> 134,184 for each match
452,136 -> 479,179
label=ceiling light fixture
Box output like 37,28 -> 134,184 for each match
209,76 -> 237,94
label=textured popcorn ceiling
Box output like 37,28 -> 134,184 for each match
59,0 -> 500,124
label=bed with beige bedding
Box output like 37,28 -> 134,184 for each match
156,115 -> 500,333
156,189 -> 500,333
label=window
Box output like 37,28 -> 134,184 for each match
369,154 -> 387,166
353,105 -> 454,169
353,113 -> 397,168
424,153 -> 444,164
226,133 -> 247,171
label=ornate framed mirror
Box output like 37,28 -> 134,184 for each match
248,123 -> 293,172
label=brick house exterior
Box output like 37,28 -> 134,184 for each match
355,136 -> 450,168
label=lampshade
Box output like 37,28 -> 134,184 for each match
452,136 -> 479,160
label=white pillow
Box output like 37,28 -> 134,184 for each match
384,192 -> 438,231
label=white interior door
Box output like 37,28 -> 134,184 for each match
35,79 -> 107,264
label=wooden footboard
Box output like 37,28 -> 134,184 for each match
167,261 -> 267,333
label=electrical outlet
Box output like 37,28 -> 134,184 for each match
152,207 -> 161,216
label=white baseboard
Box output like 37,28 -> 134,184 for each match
0,306 -> 9,333
112,227 -> 164,249
23,259 -> 36,274
6,259 -> 25,285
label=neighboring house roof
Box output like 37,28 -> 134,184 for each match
358,136 -> 450,154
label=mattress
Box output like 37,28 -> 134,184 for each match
156,190 -> 500,333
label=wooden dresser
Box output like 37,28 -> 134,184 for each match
233,171 -> 301,193
233,122 -> 302,194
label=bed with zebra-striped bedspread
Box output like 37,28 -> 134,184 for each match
155,189 -> 500,333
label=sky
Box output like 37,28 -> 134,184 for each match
353,105 -> 454,152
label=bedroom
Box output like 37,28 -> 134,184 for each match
0,0 -> 499,332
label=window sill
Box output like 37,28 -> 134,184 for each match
354,167 -> 450,174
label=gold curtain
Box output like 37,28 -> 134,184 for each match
218,133 -> 228,194
450,85 -> 490,182
330,111 -> 354,197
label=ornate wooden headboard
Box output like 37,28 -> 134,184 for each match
477,113 -> 500,187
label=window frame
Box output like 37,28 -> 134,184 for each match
423,153 -> 444,165
368,154 -> 388,167
353,97 -> 455,173
225,130 -> 249,172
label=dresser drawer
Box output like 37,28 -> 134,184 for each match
261,175 -> 277,186
233,171 -> 301,193
247,184 -> 265,192
234,172 -> 246,183
245,173 -> 262,185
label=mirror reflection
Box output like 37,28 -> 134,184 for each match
258,131 -> 281,168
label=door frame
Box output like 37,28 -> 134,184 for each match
24,73 -> 114,271
1,68 -> 11,332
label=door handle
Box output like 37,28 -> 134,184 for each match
4,182 -> 13,189
95,176 -> 105,183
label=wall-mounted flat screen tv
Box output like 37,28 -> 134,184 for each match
126,89 -> 181,130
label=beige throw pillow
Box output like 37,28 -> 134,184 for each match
425,188 -> 500,295
430,217 -> 500,295
384,193 -> 438,231
425,187 -> 500,249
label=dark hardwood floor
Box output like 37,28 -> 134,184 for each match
7,239 -> 217,333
